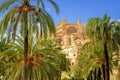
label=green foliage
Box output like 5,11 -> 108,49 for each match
0,0 -> 59,41
0,38 -> 7,52
0,0 -> 59,48
76,41 -> 104,79
76,14 -> 120,79
0,35 -> 69,80
0,0 -> 59,80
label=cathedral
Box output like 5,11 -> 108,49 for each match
55,19 -> 89,66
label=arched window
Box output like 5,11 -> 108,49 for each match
67,27 -> 77,34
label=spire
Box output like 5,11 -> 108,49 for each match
57,19 -> 67,27
77,19 -> 81,25
62,19 -> 67,25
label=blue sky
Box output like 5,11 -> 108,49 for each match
47,0 -> 120,25
0,0 -> 120,26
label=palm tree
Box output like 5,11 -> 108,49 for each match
0,0 -> 59,80
39,38 -> 70,80
76,41 -> 104,80
85,14 -> 120,80
57,53 -> 70,80
0,38 -> 8,78
0,35 -> 68,80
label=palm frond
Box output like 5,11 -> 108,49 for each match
47,0 -> 59,14
0,0 -> 18,13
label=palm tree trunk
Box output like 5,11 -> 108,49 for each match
88,71 -> 92,80
57,69 -> 61,80
59,70 -> 61,80
104,42 -> 110,80
94,68 -> 96,80
23,13 -> 28,80
23,29 -> 28,80
97,67 -> 101,80
102,64 -> 105,80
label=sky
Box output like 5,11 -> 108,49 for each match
0,0 -> 120,26
46,0 -> 120,25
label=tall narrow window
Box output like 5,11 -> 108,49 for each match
69,37 -> 71,45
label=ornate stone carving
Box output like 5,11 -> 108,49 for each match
67,27 -> 77,34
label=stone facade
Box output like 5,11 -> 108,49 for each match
55,19 -> 89,66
